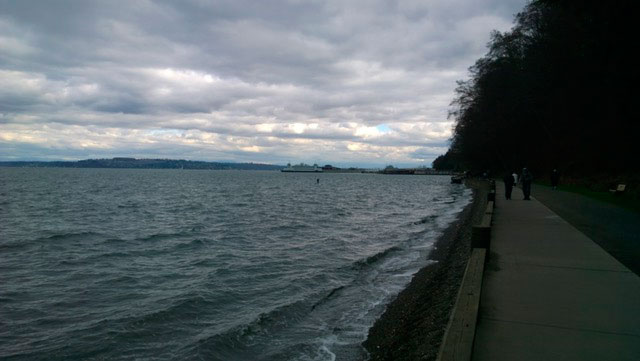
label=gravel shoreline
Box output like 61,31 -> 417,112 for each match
363,180 -> 488,361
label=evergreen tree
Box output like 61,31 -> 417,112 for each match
447,0 -> 639,176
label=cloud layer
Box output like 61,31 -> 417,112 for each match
0,0 -> 527,166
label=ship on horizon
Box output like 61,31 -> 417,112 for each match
281,163 -> 323,172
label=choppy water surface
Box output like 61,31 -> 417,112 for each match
0,168 -> 471,360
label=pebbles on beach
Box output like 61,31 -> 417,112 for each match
364,180 -> 488,361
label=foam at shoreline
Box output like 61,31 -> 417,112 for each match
363,180 -> 489,361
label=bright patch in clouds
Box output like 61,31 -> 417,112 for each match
0,0 -> 527,167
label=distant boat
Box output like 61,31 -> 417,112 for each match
281,163 -> 323,172
451,175 -> 463,184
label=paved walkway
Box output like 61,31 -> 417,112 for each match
472,183 -> 640,361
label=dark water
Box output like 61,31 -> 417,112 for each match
0,168 -> 471,360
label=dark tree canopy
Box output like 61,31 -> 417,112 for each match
439,0 -> 638,177
432,153 -> 457,171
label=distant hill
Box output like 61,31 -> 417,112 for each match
0,158 -> 284,171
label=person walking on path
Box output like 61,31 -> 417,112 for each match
512,171 -> 518,186
521,168 -> 533,200
503,173 -> 514,199
550,169 -> 559,189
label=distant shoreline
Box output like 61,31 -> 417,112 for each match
1,159 -> 455,175
0,158 -> 283,171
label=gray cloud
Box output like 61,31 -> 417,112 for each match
0,0 -> 528,166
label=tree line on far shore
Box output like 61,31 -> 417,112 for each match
0,158 -> 283,171
434,0 -> 638,181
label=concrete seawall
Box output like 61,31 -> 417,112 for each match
437,183 -> 494,361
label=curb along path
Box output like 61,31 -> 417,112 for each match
472,183 -> 640,360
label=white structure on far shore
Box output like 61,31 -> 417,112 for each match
281,163 -> 323,172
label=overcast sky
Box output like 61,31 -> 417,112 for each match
0,0 -> 528,167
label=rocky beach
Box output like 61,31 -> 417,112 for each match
364,180 -> 489,360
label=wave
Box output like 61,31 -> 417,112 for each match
137,232 -> 184,242
311,285 -> 346,310
192,298 -> 313,360
413,214 -> 437,225
2,231 -> 105,252
114,293 -> 217,336
43,231 -> 103,241
85,238 -> 210,263
117,202 -> 140,209
102,237 -> 126,244
0,240 -> 33,252
431,196 -> 456,204
352,246 -> 401,270
268,223 -> 311,232
171,238 -> 208,251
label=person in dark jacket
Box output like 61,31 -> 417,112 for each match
522,168 -> 533,200
503,173 -> 514,200
550,169 -> 559,189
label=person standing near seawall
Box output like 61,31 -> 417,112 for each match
522,168 -> 533,200
550,169 -> 559,189
503,173 -> 514,199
